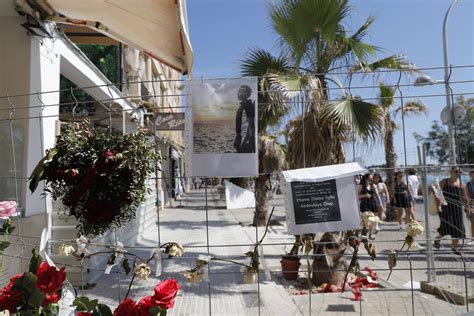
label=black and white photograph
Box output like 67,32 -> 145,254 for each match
189,78 -> 258,177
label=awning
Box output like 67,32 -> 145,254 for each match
43,0 -> 193,75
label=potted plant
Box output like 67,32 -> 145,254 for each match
281,235 -> 303,280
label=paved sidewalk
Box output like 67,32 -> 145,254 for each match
83,188 -> 473,315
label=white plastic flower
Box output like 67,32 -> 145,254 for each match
406,220 -> 424,237
134,263 -> 151,280
59,244 -> 76,256
361,212 -> 380,231
75,236 -> 90,257
183,270 -> 204,284
163,242 -> 184,258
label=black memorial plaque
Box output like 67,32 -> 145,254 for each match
291,180 -> 341,224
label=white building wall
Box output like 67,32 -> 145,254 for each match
26,29 -> 60,217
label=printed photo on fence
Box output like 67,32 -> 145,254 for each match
188,78 -> 258,177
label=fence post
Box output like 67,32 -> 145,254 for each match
418,144 -> 436,282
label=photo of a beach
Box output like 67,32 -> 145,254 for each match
191,78 -> 256,154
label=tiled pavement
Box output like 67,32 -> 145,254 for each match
83,187 -> 473,315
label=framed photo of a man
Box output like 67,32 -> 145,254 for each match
188,78 -> 258,177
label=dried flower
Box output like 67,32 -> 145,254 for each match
364,242 -> 376,261
361,212 -> 379,231
406,220 -> 424,237
387,249 -> 397,280
59,244 -> 76,256
183,271 -> 204,284
134,263 -> 151,280
163,242 -> 184,258
302,235 -> 313,254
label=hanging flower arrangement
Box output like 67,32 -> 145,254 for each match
29,120 -> 160,236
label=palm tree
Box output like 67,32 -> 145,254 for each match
241,0 -> 415,224
378,83 -> 427,215
240,0 -> 417,284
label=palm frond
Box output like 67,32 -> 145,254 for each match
240,48 -> 292,132
397,99 -> 428,116
322,97 -> 383,141
352,54 -> 418,73
332,16 -> 378,66
240,48 -> 291,77
271,0 -> 350,67
378,83 -> 395,108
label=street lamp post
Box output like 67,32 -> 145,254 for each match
443,0 -> 459,165
415,0 -> 460,165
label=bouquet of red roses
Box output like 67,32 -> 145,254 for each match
0,249 -> 66,314
28,120 -> 160,236
73,279 -> 180,316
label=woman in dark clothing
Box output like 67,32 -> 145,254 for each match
393,171 -> 411,229
358,173 -> 380,213
434,167 -> 470,253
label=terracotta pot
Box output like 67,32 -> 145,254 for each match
281,255 -> 301,280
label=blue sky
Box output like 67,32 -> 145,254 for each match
187,0 -> 474,166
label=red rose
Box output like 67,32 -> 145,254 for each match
43,291 -> 60,306
137,296 -> 153,309
36,262 -> 66,294
102,149 -> 117,162
76,313 -> 93,316
150,279 -> 180,310
0,274 -> 23,312
113,298 -> 149,316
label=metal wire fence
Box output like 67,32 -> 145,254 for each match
0,67 -> 473,315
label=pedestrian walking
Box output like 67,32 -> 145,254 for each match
373,173 -> 390,222
433,167 -> 470,254
407,168 -> 419,221
466,169 -> 474,245
393,171 -> 411,229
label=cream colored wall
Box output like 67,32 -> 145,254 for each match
0,18 -> 31,210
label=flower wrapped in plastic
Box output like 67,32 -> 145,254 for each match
406,220 -> 424,237
361,211 -> 380,231
404,220 -> 424,249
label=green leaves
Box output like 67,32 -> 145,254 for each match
0,218 -> 15,235
73,296 -> 97,311
29,248 -> 42,274
0,241 -> 10,252
12,272 -> 45,308
352,54 -> 417,73
271,0 -> 351,65
122,258 -> 131,275
240,48 -> 290,77
72,296 -> 112,316
28,148 -> 58,193
323,97 -> 383,141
